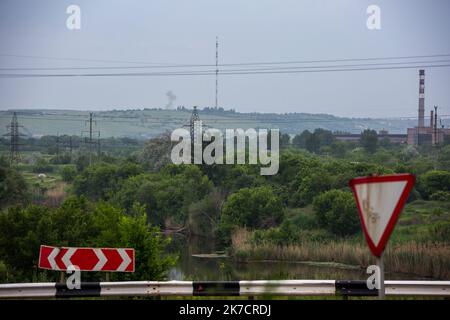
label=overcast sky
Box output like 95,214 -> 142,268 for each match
0,0 -> 449,118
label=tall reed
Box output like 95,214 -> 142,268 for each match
231,229 -> 450,279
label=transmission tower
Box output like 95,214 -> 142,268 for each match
182,106 -> 210,163
3,112 -> 26,165
82,112 -> 100,165
190,106 -> 201,142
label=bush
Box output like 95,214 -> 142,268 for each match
420,170 -> 450,199
217,186 -> 284,244
429,191 -> 450,202
429,222 -> 450,243
312,189 -> 360,236
0,167 -> 29,209
31,158 -> 53,173
61,165 -> 77,182
187,190 -> 223,237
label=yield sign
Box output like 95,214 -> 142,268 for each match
349,174 -> 415,257
38,245 -> 135,272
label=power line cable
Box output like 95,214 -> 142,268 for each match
1,63 -> 449,78
1,52 -> 450,68
2,58 -> 450,72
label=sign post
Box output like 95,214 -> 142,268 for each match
349,173 -> 415,299
376,254 -> 385,299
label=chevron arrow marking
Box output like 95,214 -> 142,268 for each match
93,248 -> 107,271
47,247 -> 60,271
62,248 -> 76,269
117,249 -> 132,272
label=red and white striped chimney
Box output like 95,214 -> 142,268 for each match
418,70 -> 425,127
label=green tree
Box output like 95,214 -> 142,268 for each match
360,129 -> 378,153
280,133 -> 291,148
140,132 -> 172,171
0,198 -> 175,282
187,189 -> 224,237
218,186 -> 284,243
60,165 -> 77,182
312,189 -> 360,236
0,205 -> 56,281
419,170 -> 450,199
72,162 -> 142,200
0,167 -> 29,209
292,130 -> 311,149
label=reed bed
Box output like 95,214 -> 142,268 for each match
231,229 -> 450,279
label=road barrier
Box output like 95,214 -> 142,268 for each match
0,280 -> 449,299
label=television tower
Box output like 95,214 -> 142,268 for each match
215,36 -> 219,109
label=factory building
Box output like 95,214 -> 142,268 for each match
407,70 -> 450,145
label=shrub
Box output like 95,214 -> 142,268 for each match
217,186 -> 284,244
430,191 -> 450,202
312,189 -> 360,236
60,165 -> 77,182
31,158 -> 53,173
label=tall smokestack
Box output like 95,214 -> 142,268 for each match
418,70 -> 425,127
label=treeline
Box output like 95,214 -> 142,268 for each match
20,143 -> 450,244
0,135 -> 144,157
1,130 -> 450,282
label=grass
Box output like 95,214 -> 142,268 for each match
231,229 -> 450,279
17,163 -> 69,206
392,200 -> 450,243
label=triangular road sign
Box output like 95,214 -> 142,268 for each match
349,174 -> 415,257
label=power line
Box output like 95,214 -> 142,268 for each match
0,53 -> 180,66
1,52 -> 450,69
2,57 -> 450,72
1,63 -> 449,78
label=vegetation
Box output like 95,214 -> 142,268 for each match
0,197 -> 175,282
231,229 -> 450,279
1,125 -> 450,282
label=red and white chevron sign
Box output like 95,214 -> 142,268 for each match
38,245 -> 135,272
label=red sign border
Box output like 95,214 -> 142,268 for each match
349,174 -> 415,257
38,245 -> 135,272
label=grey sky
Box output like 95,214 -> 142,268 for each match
0,0 -> 449,118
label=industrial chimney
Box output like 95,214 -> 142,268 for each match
418,70 -> 425,127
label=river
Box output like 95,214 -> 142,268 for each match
166,234 -> 423,281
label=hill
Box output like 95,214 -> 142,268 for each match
0,108 -> 427,139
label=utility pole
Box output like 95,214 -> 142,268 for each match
82,112 -> 99,166
434,106 -> 438,145
68,136 -> 73,162
432,106 -> 439,170
56,132 -> 60,161
3,112 -> 25,166
97,132 -> 101,157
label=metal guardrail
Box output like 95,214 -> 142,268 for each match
0,280 -> 449,299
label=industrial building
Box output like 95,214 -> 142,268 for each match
407,70 -> 450,145
334,132 -> 407,144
